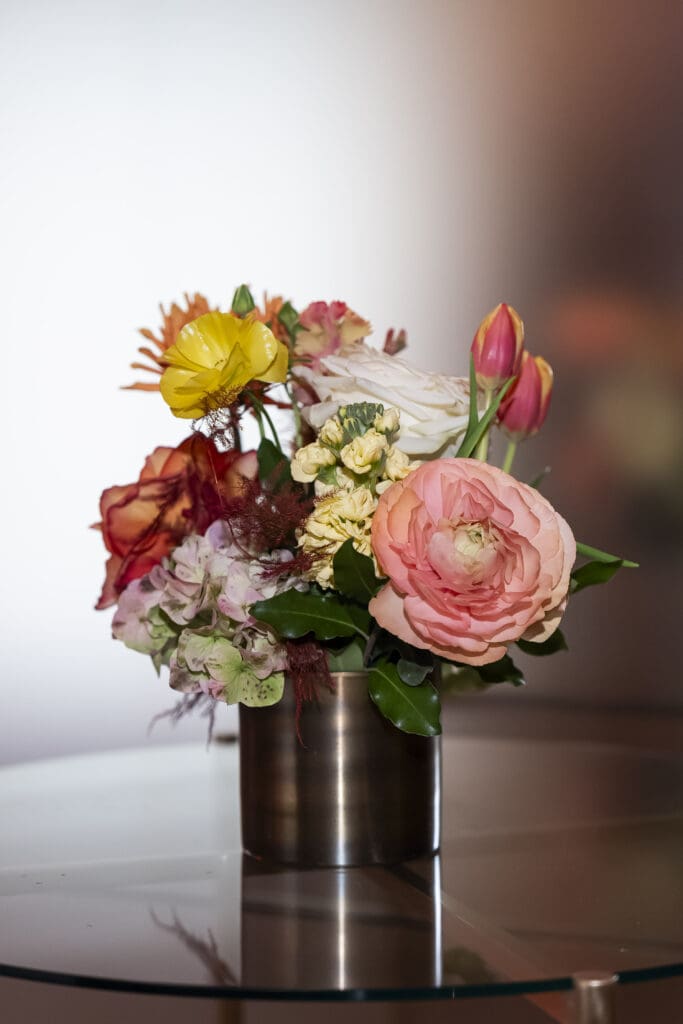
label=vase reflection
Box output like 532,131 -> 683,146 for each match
240,854 -> 443,991
150,852 -> 444,992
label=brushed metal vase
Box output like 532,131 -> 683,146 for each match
239,671 -> 441,867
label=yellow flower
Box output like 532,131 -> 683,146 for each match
159,312 -> 289,419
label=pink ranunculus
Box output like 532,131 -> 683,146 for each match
369,459 -> 576,666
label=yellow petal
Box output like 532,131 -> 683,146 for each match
256,337 -> 289,383
165,312 -> 238,371
237,319 -> 282,378
159,366 -> 209,418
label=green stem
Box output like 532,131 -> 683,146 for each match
502,440 -> 517,474
576,541 -> 639,569
253,405 -> 265,442
249,393 -> 283,452
474,388 -> 493,461
285,382 -> 304,449
260,401 -> 283,453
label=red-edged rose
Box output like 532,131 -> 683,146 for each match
94,436 -> 257,609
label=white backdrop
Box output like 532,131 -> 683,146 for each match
1,0 -> 508,764
3,0 -> 678,763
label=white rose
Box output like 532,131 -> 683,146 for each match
300,344 -> 474,457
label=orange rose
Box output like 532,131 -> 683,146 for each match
94,436 -> 257,609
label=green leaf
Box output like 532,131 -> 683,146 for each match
570,559 -> 624,593
346,601 -> 372,637
529,466 -> 551,490
327,638 -> 365,672
396,657 -> 432,686
364,628 -> 433,673
576,541 -> 638,569
516,628 -> 568,657
277,301 -> 300,338
439,664 -> 492,695
231,284 -> 256,316
368,659 -> 441,736
475,654 -> 526,686
333,539 -> 382,603
466,353 -> 479,437
455,377 -> 514,458
251,589 -> 367,642
257,437 -> 291,488
317,464 -> 340,487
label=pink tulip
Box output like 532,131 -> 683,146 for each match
471,303 -> 524,390
497,352 -> 553,441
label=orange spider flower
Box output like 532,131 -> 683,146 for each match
245,292 -> 289,344
125,293 -> 214,391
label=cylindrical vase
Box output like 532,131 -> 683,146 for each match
239,671 -> 441,867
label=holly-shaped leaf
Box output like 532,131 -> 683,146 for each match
257,438 -> 291,489
251,589 -> 368,642
368,659 -> 441,737
516,629 -> 568,657
333,539 -> 382,603
571,559 -> 624,593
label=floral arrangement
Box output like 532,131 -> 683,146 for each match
95,286 -> 636,737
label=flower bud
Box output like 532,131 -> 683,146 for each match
497,352 -> 553,441
231,284 -> 256,317
374,407 -> 400,436
471,303 -> 524,390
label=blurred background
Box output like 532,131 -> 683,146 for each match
1,0 -> 681,765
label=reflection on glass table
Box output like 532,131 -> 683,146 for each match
0,735 -> 682,1004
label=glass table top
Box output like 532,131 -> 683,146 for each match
1,733 -> 682,1001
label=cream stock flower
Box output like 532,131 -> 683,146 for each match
374,408 -> 400,435
313,466 -> 357,497
291,442 -> 337,483
340,429 -> 389,474
319,416 -> 345,446
298,487 -> 377,589
384,446 -> 413,481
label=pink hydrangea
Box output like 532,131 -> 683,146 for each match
369,459 -> 576,665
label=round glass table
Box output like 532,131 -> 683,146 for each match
1,735 -> 682,1009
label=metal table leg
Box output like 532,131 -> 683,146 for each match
572,971 -> 618,1023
